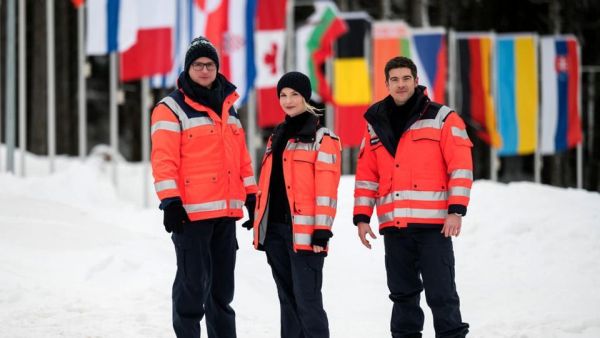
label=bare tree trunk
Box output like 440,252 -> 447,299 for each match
55,0 -> 78,155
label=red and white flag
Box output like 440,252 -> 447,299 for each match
255,0 -> 287,127
119,0 -> 176,82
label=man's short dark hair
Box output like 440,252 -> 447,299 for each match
384,56 -> 417,81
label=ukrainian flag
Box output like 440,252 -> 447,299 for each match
494,34 -> 539,156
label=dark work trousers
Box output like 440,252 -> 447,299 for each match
171,218 -> 238,338
263,221 -> 329,338
384,228 -> 469,338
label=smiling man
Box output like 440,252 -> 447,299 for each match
353,56 -> 473,337
150,36 -> 257,338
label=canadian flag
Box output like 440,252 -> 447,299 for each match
255,0 -> 287,127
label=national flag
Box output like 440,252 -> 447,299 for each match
455,33 -> 500,147
196,0 -> 256,106
494,34 -> 539,156
222,0 -> 257,106
150,0 -> 224,89
296,1 -> 347,103
333,12 -> 371,147
120,0 -> 176,82
255,0 -> 287,128
372,21 -> 447,103
86,0 -> 138,55
540,35 -> 583,154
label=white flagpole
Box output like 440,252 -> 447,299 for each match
47,0 -> 56,173
78,4 -> 87,159
285,0 -> 295,72
4,0 -> 16,173
110,52 -> 119,186
141,77 -> 151,208
18,0 -> 26,176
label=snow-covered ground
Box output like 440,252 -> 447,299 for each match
1,147 -> 599,337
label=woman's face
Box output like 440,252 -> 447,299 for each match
279,87 -> 305,117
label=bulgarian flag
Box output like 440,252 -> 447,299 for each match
296,1 -> 347,103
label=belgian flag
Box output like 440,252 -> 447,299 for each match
333,13 -> 372,147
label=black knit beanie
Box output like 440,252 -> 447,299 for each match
184,37 -> 219,72
277,71 -> 312,101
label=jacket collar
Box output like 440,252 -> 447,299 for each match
364,85 -> 429,157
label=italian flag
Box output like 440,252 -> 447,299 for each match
296,1 -> 347,103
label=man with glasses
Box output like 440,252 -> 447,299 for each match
150,36 -> 257,338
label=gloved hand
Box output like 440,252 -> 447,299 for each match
241,194 -> 256,230
163,200 -> 190,233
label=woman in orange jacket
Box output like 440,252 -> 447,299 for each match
250,72 -> 341,338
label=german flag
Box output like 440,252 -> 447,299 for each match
333,13 -> 372,147
455,33 -> 500,147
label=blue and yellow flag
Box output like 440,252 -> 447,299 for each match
494,34 -> 539,156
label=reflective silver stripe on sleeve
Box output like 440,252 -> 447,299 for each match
354,196 -> 376,207
154,179 -> 177,192
184,200 -> 228,213
317,152 -> 336,164
450,187 -> 471,197
151,121 -> 181,135
316,196 -> 337,208
294,233 -> 312,246
243,176 -> 256,187
355,180 -> 379,191
450,169 -> 473,180
230,199 -> 245,209
293,215 -> 315,225
378,211 -> 394,223
394,208 -> 447,219
315,215 -> 334,227
227,116 -> 243,128
451,126 -> 469,139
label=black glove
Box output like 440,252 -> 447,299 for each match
163,200 -> 190,233
241,194 -> 256,230
312,229 -> 333,248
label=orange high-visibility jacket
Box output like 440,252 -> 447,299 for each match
151,89 -> 258,221
354,101 -> 473,231
253,126 -> 342,252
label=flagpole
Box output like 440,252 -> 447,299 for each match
4,0 -> 16,173
47,0 -> 56,173
78,3 -> 87,159
110,52 -> 119,186
447,29 -> 456,111
247,89 -> 258,172
534,33 -> 542,184
490,32 -> 498,182
18,0 -> 26,176
141,77 -> 150,207
285,0 -> 295,71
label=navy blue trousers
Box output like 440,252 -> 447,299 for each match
171,218 -> 237,338
264,222 -> 329,338
384,228 -> 469,338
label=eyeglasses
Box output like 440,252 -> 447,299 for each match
191,61 -> 216,72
